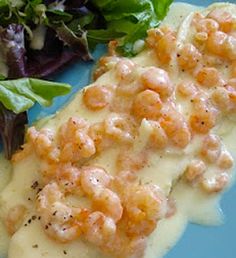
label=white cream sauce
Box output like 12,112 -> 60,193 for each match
0,155 -> 12,257
0,2 -> 236,258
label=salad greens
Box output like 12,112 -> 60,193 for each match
0,0 -> 173,159
0,78 -> 71,113
0,0 -> 173,78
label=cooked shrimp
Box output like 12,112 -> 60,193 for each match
59,120 -> 96,163
88,122 -> 112,152
184,159 -> 206,184
27,127 -> 61,162
200,134 -> 221,163
160,104 -> 191,148
177,81 -> 198,97
190,95 -> 218,134
217,150 -> 234,169
37,182 -> 87,243
83,85 -> 113,111
83,211 -> 116,247
80,166 -> 113,197
177,43 -> 202,70
200,172 -> 229,193
115,59 -> 135,81
60,133 -> 95,163
207,9 -> 234,33
211,87 -> 231,111
5,205 -> 27,235
155,30 -> 176,64
195,18 -> 219,33
196,67 -> 222,87
58,117 -> 88,146
123,184 -> 167,237
148,120 -> 168,149
93,188 -> 123,222
93,56 -> 120,80
104,113 -> 135,144
141,67 -> 173,99
146,28 -> 164,48
132,89 -> 162,120
206,31 -> 228,57
56,163 -> 81,193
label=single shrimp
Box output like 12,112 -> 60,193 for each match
141,67 -> 173,99
132,89 -> 162,121
83,211 -> 117,247
83,85 -> 113,111
123,184 -> 167,237
93,188 -> 123,222
200,134 -> 221,163
177,43 -> 202,70
27,127 -> 59,162
190,94 -> 218,134
60,130 -> 96,163
196,67 -> 222,87
56,163 -> 81,193
148,120 -> 168,149
115,59 -> 135,81
93,56 -> 120,80
200,172 -> 230,193
155,30 -> 176,64
211,87 -> 231,112
37,182 -> 88,243
88,122 -> 112,152
159,104 -> 191,148
58,117 -> 88,146
217,150 -> 234,169
104,113 -> 136,144
184,159 -> 206,184
177,81 -> 198,98
80,166 -> 113,197
206,31 -> 228,57
146,28 -> 164,48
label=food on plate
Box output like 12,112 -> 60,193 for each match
0,0 -> 172,160
0,1 -> 236,258
0,78 -> 71,159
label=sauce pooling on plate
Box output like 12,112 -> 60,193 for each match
1,2 -> 236,258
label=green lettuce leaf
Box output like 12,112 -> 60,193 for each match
90,0 -> 173,55
0,78 -> 71,113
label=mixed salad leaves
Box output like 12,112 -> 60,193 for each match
0,0 -> 173,159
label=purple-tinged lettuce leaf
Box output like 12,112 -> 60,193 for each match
55,22 -> 92,61
0,24 -> 27,78
0,103 -> 28,159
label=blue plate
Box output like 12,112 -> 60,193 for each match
26,1 -> 235,258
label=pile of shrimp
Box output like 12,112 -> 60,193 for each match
11,6 -> 236,258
